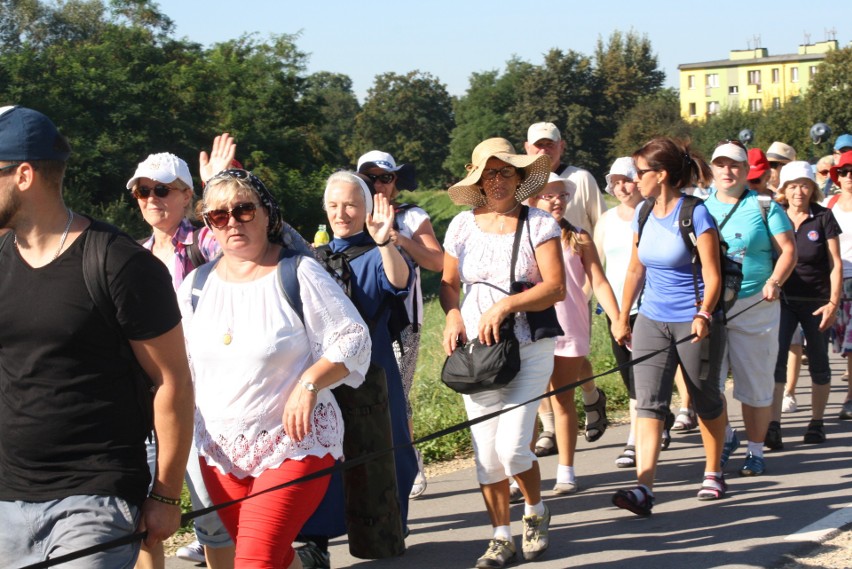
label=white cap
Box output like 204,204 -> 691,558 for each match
711,143 -> 748,164
126,152 -> 193,190
605,157 -> 637,194
357,150 -> 403,172
527,122 -> 561,144
778,160 -> 816,190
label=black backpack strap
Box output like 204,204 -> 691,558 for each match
186,226 -> 207,269
678,196 -> 702,308
635,197 -> 655,247
80,218 -> 156,433
510,206 -> 530,283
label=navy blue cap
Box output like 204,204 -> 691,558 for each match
0,106 -> 70,162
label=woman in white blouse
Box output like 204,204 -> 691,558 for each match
177,169 -> 371,569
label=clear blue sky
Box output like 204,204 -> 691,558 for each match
158,1 -> 850,101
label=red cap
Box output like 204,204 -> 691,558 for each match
747,148 -> 769,181
830,151 -> 852,185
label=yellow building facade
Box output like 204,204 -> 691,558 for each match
678,40 -> 838,120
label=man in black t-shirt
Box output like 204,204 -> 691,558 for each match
0,106 -> 194,567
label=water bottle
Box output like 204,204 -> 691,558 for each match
313,224 -> 330,246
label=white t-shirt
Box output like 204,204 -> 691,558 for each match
825,201 -> 852,278
395,205 -> 430,325
556,165 -> 607,234
178,257 -> 371,478
594,208 -> 638,315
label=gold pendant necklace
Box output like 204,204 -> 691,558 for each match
222,245 -> 268,345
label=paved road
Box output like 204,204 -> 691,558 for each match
168,352 -> 852,569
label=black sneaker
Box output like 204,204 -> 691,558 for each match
764,421 -> 784,450
296,541 -> 330,569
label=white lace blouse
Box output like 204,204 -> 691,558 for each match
177,256 -> 371,478
443,208 -> 561,345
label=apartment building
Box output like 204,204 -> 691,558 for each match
678,40 -> 838,120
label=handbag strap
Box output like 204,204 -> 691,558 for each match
510,205 -> 529,284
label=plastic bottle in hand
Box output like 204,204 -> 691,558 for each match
314,224 -> 330,247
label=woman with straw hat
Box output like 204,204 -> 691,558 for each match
440,137 -> 565,568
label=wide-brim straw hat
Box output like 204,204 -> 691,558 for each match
448,138 -> 552,207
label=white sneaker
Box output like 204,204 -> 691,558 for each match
176,540 -> 205,563
782,393 -> 798,413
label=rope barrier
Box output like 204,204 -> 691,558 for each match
17,296 -> 769,569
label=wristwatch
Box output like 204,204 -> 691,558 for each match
299,380 -> 319,393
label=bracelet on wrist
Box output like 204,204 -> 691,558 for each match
766,278 -> 781,288
148,492 -> 181,506
377,237 -> 392,247
694,310 -> 712,323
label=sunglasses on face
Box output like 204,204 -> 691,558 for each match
818,169 -> 831,176
366,172 -> 395,184
132,184 -> 178,199
635,167 -> 658,178
482,166 -> 518,181
0,163 -> 21,175
837,169 -> 852,178
536,192 -> 568,202
203,202 -> 258,229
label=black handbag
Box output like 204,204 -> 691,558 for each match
441,207 -> 559,394
440,315 -> 521,394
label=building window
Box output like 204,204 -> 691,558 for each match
748,99 -> 763,112
707,101 -> 720,115
706,73 -> 719,88
689,102 -> 697,116
688,75 -> 695,90
729,86 -> 739,95
748,70 -> 761,85
791,67 -> 799,82
809,65 -> 818,78
772,68 -> 780,83
772,97 -> 781,109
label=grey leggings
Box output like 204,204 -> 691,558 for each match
631,314 -> 726,421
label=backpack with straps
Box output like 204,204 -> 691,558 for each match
636,195 -> 741,317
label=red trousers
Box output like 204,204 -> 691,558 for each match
200,454 -> 333,568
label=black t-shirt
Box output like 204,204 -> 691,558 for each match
783,203 -> 842,300
0,225 -> 181,505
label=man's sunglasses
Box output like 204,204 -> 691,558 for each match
837,168 -> 852,178
366,172 -> 396,184
203,202 -> 257,229
132,184 -> 178,199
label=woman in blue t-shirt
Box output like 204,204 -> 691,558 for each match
611,138 -> 728,516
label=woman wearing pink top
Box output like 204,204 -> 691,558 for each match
528,173 -> 620,495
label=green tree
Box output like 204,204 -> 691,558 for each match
806,46 -> 852,139
302,71 -> 361,169
611,89 -> 691,157
509,49 -> 602,174
594,30 -> 666,162
347,71 -> 454,188
444,58 -> 532,179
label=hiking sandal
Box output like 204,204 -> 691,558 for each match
584,388 -> 608,443
612,486 -> 654,516
803,420 -> 826,444
615,445 -> 636,468
534,430 -> 557,457
697,474 -> 727,501
672,408 -> 697,432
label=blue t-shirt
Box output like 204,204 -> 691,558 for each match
633,197 -> 717,322
704,189 -> 792,298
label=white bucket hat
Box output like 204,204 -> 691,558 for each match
605,157 -> 637,194
778,160 -> 816,190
